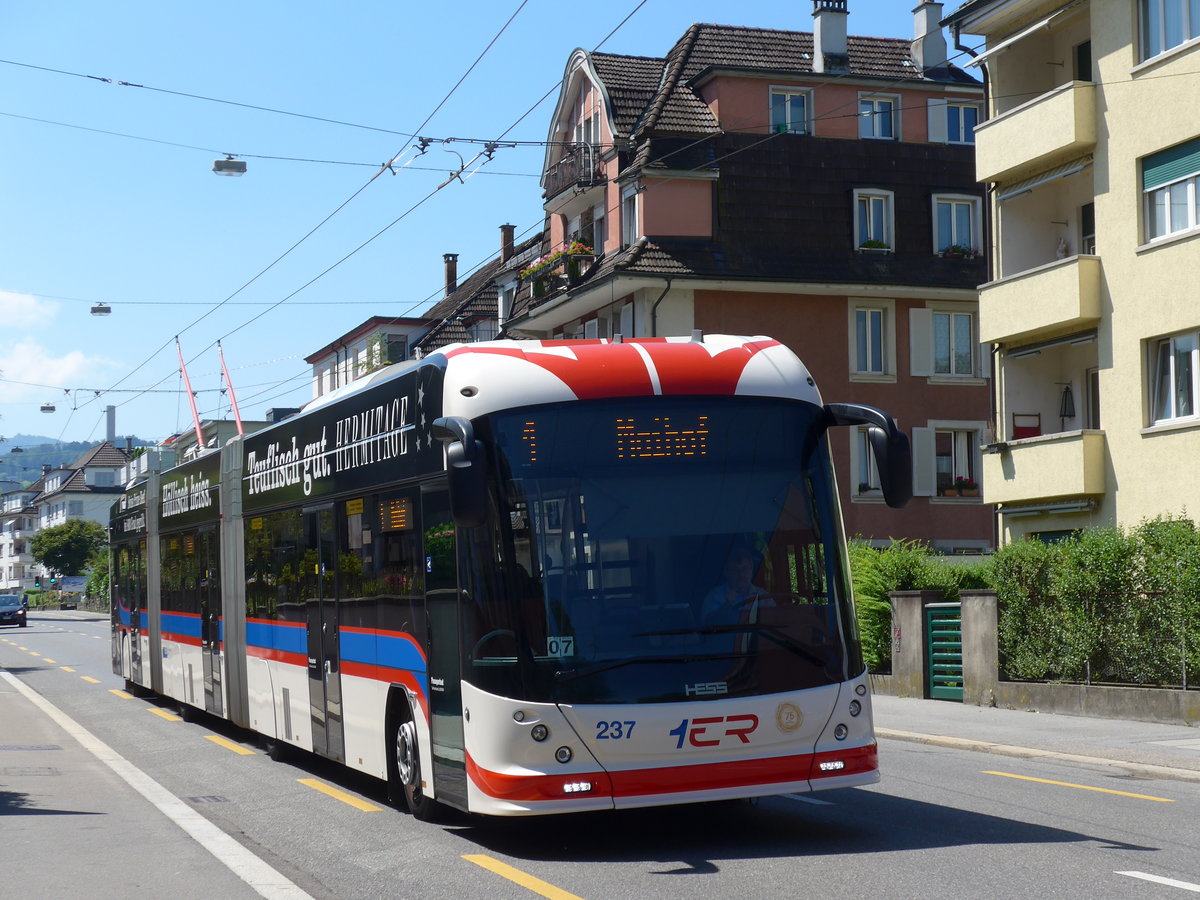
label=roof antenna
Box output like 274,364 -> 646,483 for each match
691,329 -> 704,342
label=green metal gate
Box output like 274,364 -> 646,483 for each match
925,602 -> 963,701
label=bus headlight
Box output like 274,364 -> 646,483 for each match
555,746 -> 572,764
531,724 -> 549,742
834,724 -> 848,740
849,700 -> 862,717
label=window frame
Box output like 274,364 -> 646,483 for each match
850,426 -> 883,499
945,101 -> 980,144
933,309 -> 977,377
911,420 -> 986,499
853,188 -> 895,250
847,298 -> 896,381
770,86 -> 813,135
1149,330 -> 1200,425
620,184 -> 640,248
909,304 -> 986,381
858,93 -> 900,140
1145,171 -> 1200,242
1140,0 -> 1200,61
931,193 -> 982,255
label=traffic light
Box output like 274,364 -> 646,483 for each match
49,574 -> 56,586
34,575 -> 41,587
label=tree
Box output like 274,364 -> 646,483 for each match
31,519 -> 107,576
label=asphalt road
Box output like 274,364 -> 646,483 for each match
3,610 -> 1199,899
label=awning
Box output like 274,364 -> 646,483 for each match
997,155 -> 1093,201
965,0 -> 1088,68
1006,329 -> 1097,359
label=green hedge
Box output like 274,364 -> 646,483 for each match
992,517 -> 1200,685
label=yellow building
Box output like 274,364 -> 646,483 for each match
945,0 -> 1200,542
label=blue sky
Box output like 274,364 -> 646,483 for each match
1,1 -> 970,447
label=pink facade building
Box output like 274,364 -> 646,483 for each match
503,1 -> 993,550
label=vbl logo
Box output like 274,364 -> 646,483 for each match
669,714 -> 758,749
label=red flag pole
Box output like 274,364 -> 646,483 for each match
218,341 -> 244,436
176,337 -> 205,450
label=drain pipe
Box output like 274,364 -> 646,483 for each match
648,276 -> 674,338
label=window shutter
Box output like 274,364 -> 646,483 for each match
1143,137 -> 1200,191
909,308 -> 933,376
911,427 -> 936,497
979,340 -> 991,378
927,98 -> 948,144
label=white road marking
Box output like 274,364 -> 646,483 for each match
784,793 -> 834,806
1117,872 -> 1200,893
1,670 -> 312,899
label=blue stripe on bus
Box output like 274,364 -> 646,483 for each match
161,612 -> 201,638
246,620 -> 307,655
340,630 -> 426,673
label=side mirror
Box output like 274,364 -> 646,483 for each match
433,416 -> 489,527
823,403 -> 912,509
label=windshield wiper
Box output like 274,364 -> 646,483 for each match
554,653 -> 740,683
635,624 -> 831,669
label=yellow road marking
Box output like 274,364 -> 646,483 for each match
984,771 -> 1175,802
148,708 -> 181,722
60,666 -> 76,673
109,689 -> 134,699
42,658 -> 55,664
81,676 -> 101,684
296,778 -> 382,812
28,650 -> 42,656
18,646 -> 28,651
462,855 -> 586,900
206,735 -> 256,756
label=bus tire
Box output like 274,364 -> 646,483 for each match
177,702 -> 197,722
263,737 -> 289,762
389,698 -> 438,821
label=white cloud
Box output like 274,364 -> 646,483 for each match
0,340 -> 121,402
0,290 -> 58,328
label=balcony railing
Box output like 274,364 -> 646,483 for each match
976,81 -> 1095,185
983,429 -> 1106,506
979,255 -> 1100,346
544,144 -> 605,199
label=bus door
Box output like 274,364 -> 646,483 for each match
304,505 -> 344,763
128,542 -> 144,685
423,488 -> 467,806
198,526 -> 223,717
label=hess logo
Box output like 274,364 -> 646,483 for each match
669,714 -> 759,749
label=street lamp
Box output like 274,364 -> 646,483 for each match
213,155 -> 247,176
91,302 -> 112,316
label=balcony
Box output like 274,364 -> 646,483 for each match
543,144 -> 605,201
983,430 -> 1106,506
976,81 -> 1095,185
979,255 -> 1100,346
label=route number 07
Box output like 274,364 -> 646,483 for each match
595,720 -> 636,740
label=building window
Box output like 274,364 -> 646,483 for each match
946,102 -> 979,144
934,311 -> 975,376
68,501 -> 83,516
621,185 -> 639,248
849,301 -> 897,374
859,95 -> 898,140
854,428 -> 881,495
1081,202 -> 1096,254
1141,0 -> 1200,60
853,189 -> 894,249
933,194 -> 981,254
467,319 -> 499,342
909,307 -> 983,379
912,423 -> 984,497
1151,331 -> 1199,423
1144,138 -> 1200,241
770,87 -> 811,134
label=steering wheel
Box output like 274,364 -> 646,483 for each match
471,628 -> 516,659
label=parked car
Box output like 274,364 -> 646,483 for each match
0,594 -> 27,628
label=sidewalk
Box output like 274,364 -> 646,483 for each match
0,670 -> 280,899
873,693 -> 1200,783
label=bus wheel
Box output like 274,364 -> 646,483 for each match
392,705 -> 438,821
263,737 -> 289,762
177,702 -> 197,722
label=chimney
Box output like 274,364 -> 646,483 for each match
443,253 -> 458,296
812,0 -> 849,74
106,405 -> 116,443
911,1 -> 947,71
500,224 -> 516,263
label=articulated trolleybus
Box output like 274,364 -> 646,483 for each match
111,334 -> 910,819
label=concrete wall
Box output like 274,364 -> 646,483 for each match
877,588 -> 1200,726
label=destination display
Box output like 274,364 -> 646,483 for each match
113,486 -> 148,538
241,362 -> 445,512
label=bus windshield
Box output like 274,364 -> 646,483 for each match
462,396 -> 861,705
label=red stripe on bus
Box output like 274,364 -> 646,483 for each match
161,632 -> 202,647
465,742 -> 877,803
246,645 -> 307,667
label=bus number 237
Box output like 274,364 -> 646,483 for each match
595,721 -> 636,740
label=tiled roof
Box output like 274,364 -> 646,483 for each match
590,53 -> 663,138
67,441 -> 128,470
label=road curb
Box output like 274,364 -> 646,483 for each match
877,727 -> 1200,785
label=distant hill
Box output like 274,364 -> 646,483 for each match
0,437 -> 153,488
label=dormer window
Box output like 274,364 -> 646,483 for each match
770,87 -> 812,134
